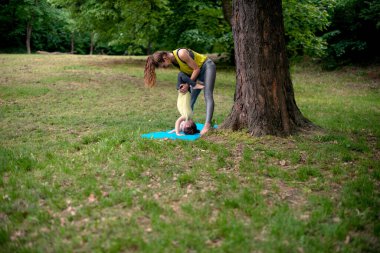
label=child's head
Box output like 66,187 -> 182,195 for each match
183,120 -> 200,135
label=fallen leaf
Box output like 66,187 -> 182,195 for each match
333,217 -> 341,223
186,184 -> 193,194
88,193 -> 97,203
60,217 -> 66,226
297,247 -> 304,253
11,230 -> 24,241
66,206 -> 76,216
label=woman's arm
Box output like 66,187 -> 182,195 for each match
177,49 -> 200,82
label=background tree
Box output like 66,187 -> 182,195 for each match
323,0 -> 380,67
1,0 -> 377,66
110,0 -> 172,55
160,0 -> 230,53
93,0 -> 231,55
221,0 -> 312,136
282,0 -> 336,58
221,0 -> 336,61
0,0 -> 67,53
51,0 -> 112,54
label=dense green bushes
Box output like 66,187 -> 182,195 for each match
0,0 -> 378,65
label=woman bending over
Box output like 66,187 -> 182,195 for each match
144,48 -> 216,135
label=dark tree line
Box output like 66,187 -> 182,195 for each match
0,0 -> 379,65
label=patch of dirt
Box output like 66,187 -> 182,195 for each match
89,57 -> 146,67
137,215 -> 153,233
232,143 -> 244,170
345,81 -> 379,90
201,132 -> 228,144
262,178 -> 307,208
367,134 -> 380,160
367,67 -> 380,81
342,65 -> 380,89
89,58 -> 127,67
36,50 -> 70,55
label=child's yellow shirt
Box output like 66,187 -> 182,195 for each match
177,92 -> 193,120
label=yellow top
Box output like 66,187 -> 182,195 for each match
177,92 -> 193,120
172,49 -> 207,76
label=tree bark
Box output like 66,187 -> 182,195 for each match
71,32 -> 75,54
26,21 -> 32,54
221,0 -> 312,136
90,32 -> 94,55
221,0 -> 233,26
26,0 -> 39,54
146,41 -> 152,55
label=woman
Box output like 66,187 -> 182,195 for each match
144,48 -> 216,135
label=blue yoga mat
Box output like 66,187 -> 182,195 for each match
141,123 -> 213,141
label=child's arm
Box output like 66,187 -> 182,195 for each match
175,116 -> 186,136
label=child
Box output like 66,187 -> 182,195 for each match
169,72 -> 204,136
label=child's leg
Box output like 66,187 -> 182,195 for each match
177,71 -> 195,90
193,82 -> 205,90
190,88 -> 202,110
177,72 -> 188,90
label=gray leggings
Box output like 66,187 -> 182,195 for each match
190,59 -> 216,124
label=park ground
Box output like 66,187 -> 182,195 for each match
0,54 -> 379,252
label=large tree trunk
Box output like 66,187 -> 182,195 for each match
221,0 -> 312,136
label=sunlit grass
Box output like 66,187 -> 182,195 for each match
0,54 -> 379,252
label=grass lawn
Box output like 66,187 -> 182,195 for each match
0,54 -> 379,252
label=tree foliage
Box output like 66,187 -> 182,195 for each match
0,0 -> 378,65
323,0 -> 380,66
282,0 -> 336,58
0,0 -> 64,52
160,0 -> 230,53
0,0 -> 90,53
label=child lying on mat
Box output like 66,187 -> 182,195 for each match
169,72 -> 204,136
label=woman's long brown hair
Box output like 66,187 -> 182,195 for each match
144,51 -> 169,87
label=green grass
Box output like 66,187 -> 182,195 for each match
0,54 -> 379,252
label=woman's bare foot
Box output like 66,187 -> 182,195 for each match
200,123 -> 211,135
